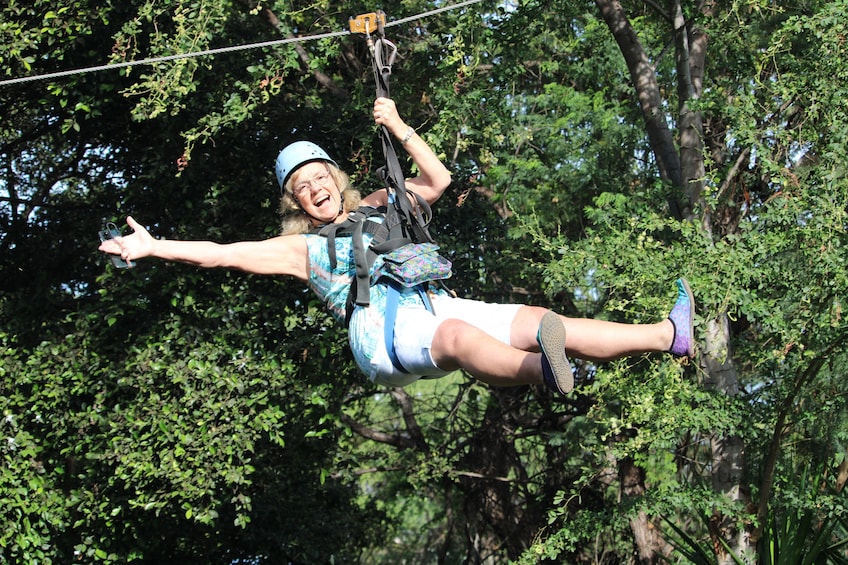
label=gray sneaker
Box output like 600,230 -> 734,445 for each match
537,311 -> 573,395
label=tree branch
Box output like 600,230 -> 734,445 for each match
642,0 -> 672,22
390,387 -> 429,452
235,0 -> 349,99
339,389 -> 429,452
339,413 -> 419,450
594,0 -> 684,219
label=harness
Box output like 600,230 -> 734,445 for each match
310,14 -> 450,374
310,205 -> 443,373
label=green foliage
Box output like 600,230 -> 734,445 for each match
0,273 -> 378,562
3,0 -> 848,562
662,465 -> 848,564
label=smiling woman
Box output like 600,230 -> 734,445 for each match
277,145 -> 361,236
98,96 -> 694,397
290,162 -> 344,221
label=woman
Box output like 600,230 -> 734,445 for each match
99,97 -> 695,395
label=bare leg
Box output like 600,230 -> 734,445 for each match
430,281 -> 688,388
430,318 -> 544,387
564,317 -> 673,360
509,305 -> 674,361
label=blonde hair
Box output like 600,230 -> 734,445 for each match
279,163 -> 362,235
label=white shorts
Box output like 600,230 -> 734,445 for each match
359,293 -> 523,388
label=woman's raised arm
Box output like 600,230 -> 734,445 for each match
364,97 -> 452,207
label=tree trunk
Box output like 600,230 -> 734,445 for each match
596,0 -> 752,560
455,389 -> 543,561
670,0 -> 707,221
594,0 -> 683,195
620,458 -> 671,563
702,316 -> 750,562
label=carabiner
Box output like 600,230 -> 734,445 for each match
373,37 -> 397,74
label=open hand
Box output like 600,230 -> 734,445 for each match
98,216 -> 155,264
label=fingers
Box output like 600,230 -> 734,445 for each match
373,97 -> 407,137
98,217 -> 137,259
373,97 -> 398,124
98,239 -> 120,253
98,234 -> 125,254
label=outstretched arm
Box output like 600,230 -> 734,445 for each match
365,97 -> 452,207
98,216 -> 310,280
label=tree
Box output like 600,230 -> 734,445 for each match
516,0 -> 848,561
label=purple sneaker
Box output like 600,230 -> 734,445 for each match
537,311 -> 573,395
667,278 -> 695,357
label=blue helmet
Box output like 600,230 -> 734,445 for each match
275,141 -> 338,191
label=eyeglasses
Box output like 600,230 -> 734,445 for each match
292,168 -> 332,198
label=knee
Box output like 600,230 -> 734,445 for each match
431,318 -> 475,368
511,305 -> 552,350
434,318 -> 472,350
519,305 -> 549,323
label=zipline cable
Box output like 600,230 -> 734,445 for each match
0,0 -> 484,88
387,0 -> 483,28
0,30 -> 349,87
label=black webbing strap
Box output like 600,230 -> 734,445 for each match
365,25 -> 444,374
313,208 -> 385,303
312,207 -> 397,324
368,27 -> 435,248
